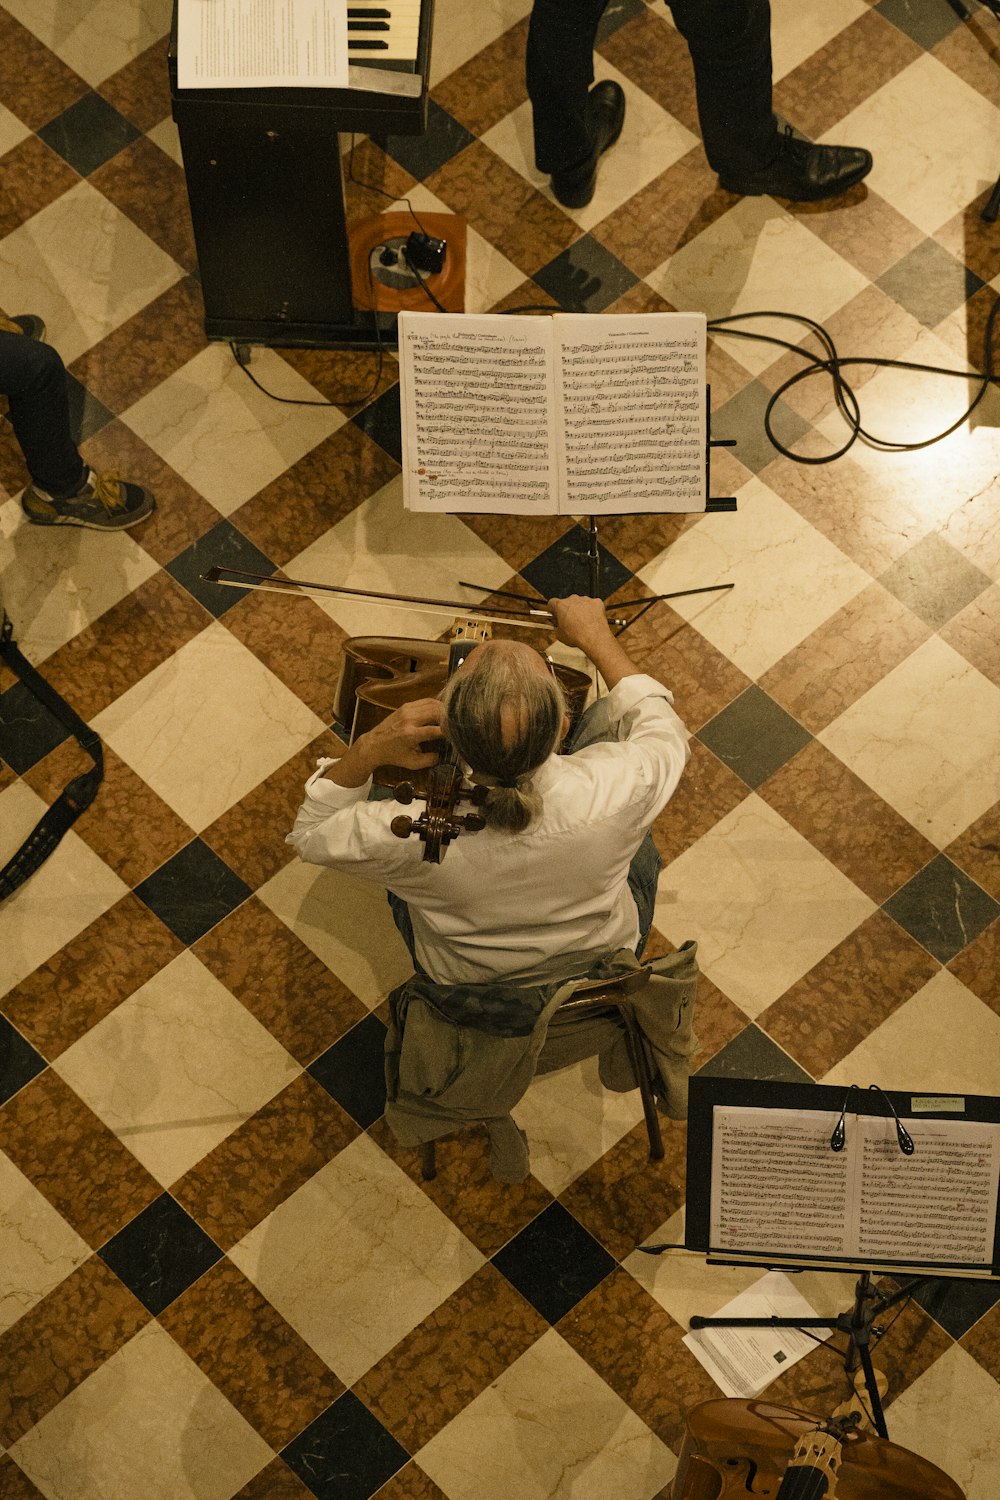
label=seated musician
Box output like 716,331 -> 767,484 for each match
287,594 -> 689,986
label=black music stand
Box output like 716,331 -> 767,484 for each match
677,1076 -> 1000,1441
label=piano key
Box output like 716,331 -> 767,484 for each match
346,0 -> 421,58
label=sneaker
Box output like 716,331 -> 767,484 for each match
0,312 -> 46,340
718,124 -> 873,202
23,469 -> 155,530
550,81 -> 626,210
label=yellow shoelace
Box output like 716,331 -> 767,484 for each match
90,472 -> 126,512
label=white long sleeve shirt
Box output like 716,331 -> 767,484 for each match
287,673 -> 690,985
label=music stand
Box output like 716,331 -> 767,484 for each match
680,1076 -> 1000,1440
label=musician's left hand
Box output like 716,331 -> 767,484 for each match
326,699 -> 446,787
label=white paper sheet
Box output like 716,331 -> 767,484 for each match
683,1271 -> 832,1399
177,0 -> 348,89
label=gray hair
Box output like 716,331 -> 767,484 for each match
441,645 -> 566,833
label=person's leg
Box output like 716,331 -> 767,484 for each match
564,698 -> 662,957
526,0 -> 608,173
0,328 -> 86,495
667,0 -> 776,177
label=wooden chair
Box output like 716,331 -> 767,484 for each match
419,964 -> 664,1180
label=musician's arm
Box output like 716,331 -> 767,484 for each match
321,698 -> 445,788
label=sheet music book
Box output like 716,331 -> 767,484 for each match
710,1104 -> 1000,1274
177,0 -> 348,89
397,311 -> 707,515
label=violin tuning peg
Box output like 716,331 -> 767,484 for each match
468,784 -> 489,806
390,815 -> 414,839
462,814 -> 486,832
393,781 -> 416,804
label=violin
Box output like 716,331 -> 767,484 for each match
670,1399 -> 965,1500
333,618 -> 592,864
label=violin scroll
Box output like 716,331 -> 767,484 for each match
389,763 -> 489,864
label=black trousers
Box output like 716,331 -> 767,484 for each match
526,0 -> 776,177
0,329 -> 85,495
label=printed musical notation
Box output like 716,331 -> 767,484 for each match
709,1105 -> 1000,1272
397,311 -> 707,515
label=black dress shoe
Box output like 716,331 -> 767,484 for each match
550,81 -> 626,209
719,124 -> 873,202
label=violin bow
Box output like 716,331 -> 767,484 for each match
202,566 -> 555,630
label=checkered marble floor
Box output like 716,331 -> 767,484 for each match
1,0 -> 1000,1496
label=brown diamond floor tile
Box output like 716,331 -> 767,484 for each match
600,515 -> 696,575
431,17 -> 530,136
0,135 -> 80,240
759,910 -> 940,1078
858,1288 -> 953,1412
97,35 -> 172,132
0,1458 -> 47,1499
343,138 -> 418,229
90,135 -> 196,272
774,9 -> 921,141
172,1071 -> 359,1250
355,1263 -> 546,1450
948,917 -> 1000,1016
961,1298 -> 1000,1381
0,1256 -> 148,1448
457,513 -> 572,573
192,897 -> 368,1064
80,419 -> 221,564
758,740 -> 938,903
220,587 -> 349,720
33,569 -> 210,721
277,345 -> 400,412
935,194 -> 1000,286
653,740 -> 749,863
946,801 -> 1000,903
159,1256 -> 344,1449
0,13 -> 87,130
368,1117 -> 554,1257
792,185 -> 924,284
558,1119 -> 687,1261
763,457 -> 931,575
933,17 -> 1000,111
232,1461 -> 316,1500
23,741 -> 194,888
425,143 -> 577,278
231,424 -> 400,566
600,8 -> 699,136
604,280 -> 676,315
1,893 -> 183,1058
607,602 -> 752,733
69,275 -> 207,417
759,583 -> 932,733
939,581 -> 1000,688
201,732 -> 345,891
685,972 -> 751,1069
594,149 -> 735,279
0,1070 -> 161,1248
557,1267 -> 718,1450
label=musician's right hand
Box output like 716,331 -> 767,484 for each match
548,595 -> 615,654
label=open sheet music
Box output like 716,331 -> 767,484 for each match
397,311 -> 707,514
176,0 -> 349,89
710,1105 -> 1000,1273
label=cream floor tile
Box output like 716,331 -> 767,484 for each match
0,180 -> 183,365
482,66 -> 698,232
2,0 -> 169,87
256,856 -> 414,1008
512,1055 -> 645,1196
823,968 -> 1000,1097
389,185 -> 526,314
0,496 -> 160,663
0,783 -> 129,993
230,1132 -> 484,1384
818,635 -> 1000,849
769,0 -> 868,82
145,115 -> 183,168
121,343 -> 347,515
654,793 -> 876,1018
876,1344 -> 1000,1500
0,103 -> 30,157
429,0 -> 533,88
0,1151 -> 91,1336
624,1207 -> 858,1332
53,949 -> 300,1187
648,198 -> 869,378
638,476 -> 871,678
285,475 -> 513,640
9,1319 -> 273,1500
830,53 -> 1000,236
92,620 -> 327,833
416,1326 -> 677,1500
